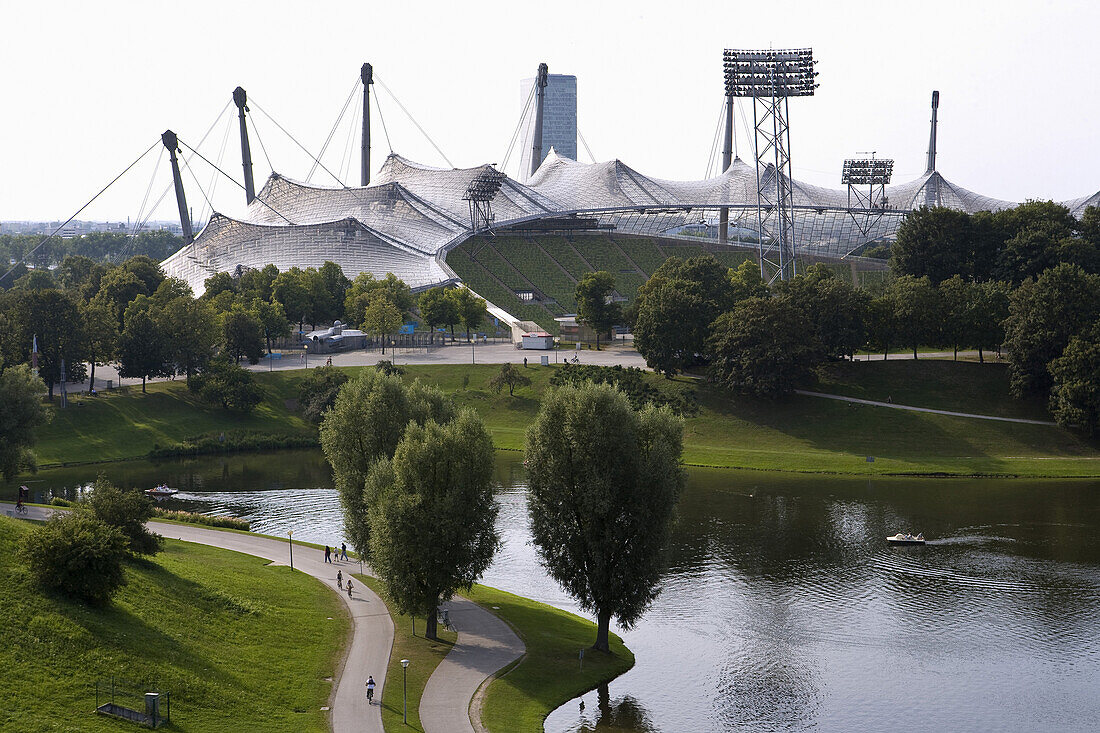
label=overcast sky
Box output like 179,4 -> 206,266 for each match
3,0 -> 1097,223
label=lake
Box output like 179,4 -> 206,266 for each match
7,450 -> 1100,731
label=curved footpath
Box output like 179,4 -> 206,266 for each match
5,504 -> 527,733
422,596 -> 525,733
5,504 -> 392,733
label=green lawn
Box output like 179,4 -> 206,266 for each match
466,584 -> 633,733
0,516 -> 348,732
28,361 -> 1100,477
356,575 -> 457,733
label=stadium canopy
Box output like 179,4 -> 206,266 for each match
162,149 -> 1099,295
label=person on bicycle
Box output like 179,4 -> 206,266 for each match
365,675 -> 376,704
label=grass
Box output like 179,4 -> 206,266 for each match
355,575 -> 458,732
0,515 -> 348,732
34,375 -> 314,467
29,361 -> 1100,478
465,584 -> 633,733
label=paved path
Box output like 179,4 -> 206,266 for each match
795,390 -> 1058,425
420,596 -> 525,733
2,505 -> 392,733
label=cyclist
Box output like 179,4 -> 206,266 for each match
365,675 -> 376,704
15,498 -> 25,514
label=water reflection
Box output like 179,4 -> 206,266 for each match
8,452 -> 1100,731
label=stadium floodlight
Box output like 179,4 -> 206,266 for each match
464,168 -> 508,231
843,156 -> 894,237
842,158 -> 894,186
723,48 -> 818,283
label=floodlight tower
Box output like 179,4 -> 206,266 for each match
724,48 -> 818,281
361,63 -> 373,186
842,156 -> 893,236
464,168 -> 508,231
232,87 -> 256,204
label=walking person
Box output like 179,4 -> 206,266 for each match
324,545 -> 331,563
340,542 -> 348,561
365,675 -> 376,705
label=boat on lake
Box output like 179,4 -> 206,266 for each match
145,484 -> 178,497
887,532 -> 925,545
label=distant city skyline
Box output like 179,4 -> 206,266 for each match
2,1 -> 1097,223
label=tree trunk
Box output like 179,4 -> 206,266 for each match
466,326 -> 471,343
90,360 -> 96,392
978,346 -> 985,364
593,609 -> 612,653
913,345 -> 918,359
142,375 -> 147,394
595,331 -> 601,351
954,344 -> 958,361
425,608 -> 438,641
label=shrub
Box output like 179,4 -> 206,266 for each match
151,508 -> 250,531
85,476 -> 163,555
147,431 -> 318,458
297,365 -> 349,423
21,511 -> 129,605
375,360 -> 405,377
189,356 -> 264,413
550,363 -> 698,415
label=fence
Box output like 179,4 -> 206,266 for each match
95,677 -> 170,728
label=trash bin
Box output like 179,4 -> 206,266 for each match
540,355 -> 549,366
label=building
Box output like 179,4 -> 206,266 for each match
517,73 -> 577,179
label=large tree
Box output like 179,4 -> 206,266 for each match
272,267 -> 313,333
320,371 -> 454,557
774,264 -> 867,360
6,288 -> 89,397
222,303 -> 265,364
574,271 -> 620,350
1048,322 -> 1100,437
970,279 -> 1011,363
525,382 -> 685,652
80,298 -> 118,390
251,298 -> 291,354
0,359 -> 50,479
418,287 -> 459,343
367,410 -> 499,640
157,296 -> 217,381
707,296 -> 820,397
449,287 -> 488,342
886,275 -> 942,358
345,273 -> 414,327
1004,263 -> 1100,397
891,206 -> 973,284
117,296 -> 173,393
361,296 -> 404,354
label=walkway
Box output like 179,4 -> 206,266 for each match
795,390 -> 1058,426
420,596 -> 525,733
2,505 -> 393,733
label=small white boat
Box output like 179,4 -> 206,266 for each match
887,532 -> 926,545
145,485 -> 178,497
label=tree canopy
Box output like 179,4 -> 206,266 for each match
574,271 -> 620,350
0,358 -> 50,479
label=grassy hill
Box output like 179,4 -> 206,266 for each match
0,516 -> 347,732
27,361 -> 1100,477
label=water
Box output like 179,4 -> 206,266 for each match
7,452 -> 1100,731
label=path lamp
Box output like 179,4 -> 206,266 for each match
401,658 -> 410,723
288,530 -> 294,569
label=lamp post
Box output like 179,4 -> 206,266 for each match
288,530 -> 294,570
400,659 -> 410,724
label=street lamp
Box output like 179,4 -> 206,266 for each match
288,530 -> 294,570
400,659 -> 410,724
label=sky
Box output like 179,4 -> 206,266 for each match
2,0 -> 1098,224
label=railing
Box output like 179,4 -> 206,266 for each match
95,677 -> 170,728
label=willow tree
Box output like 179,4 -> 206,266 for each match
525,382 -> 685,652
319,370 -> 454,558
367,409 -> 499,640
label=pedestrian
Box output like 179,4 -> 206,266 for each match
365,675 -> 376,704
346,578 -> 353,597
340,542 -> 348,561
324,545 -> 331,563
337,570 -> 343,586
523,356 -> 528,368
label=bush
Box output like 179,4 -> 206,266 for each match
21,511 -> 129,605
151,508 -> 250,531
550,363 -> 698,415
375,360 -> 405,377
147,431 -> 319,458
85,476 -> 163,555
189,357 -> 264,413
297,365 -> 349,423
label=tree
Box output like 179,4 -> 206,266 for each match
297,364 -> 350,423
1048,322 -> 1100,436
317,261 -> 351,323
367,410 -> 499,640
320,371 -> 454,557
118,296 -> 173,393
361,296 -> 404,354
21,511 -> 129,606
157,296 -> 217,381
81,298 -> 118,390
864,295 -> 898,360
970,279 -> 1010,363
1004,264 -> 1100,397
151,277 -> 193,305
886,275 -> 942,358
938,275 -> 975,361
6,288 -> 89,397
418,287 -> 458,343
525,382 -> 685,652
345,273 -> 413,327
202,271 -> 238,300
633,255 -> 736,377
272,267 -> 313,332
240,263 -> 280,302
121,255 -> 166,295
85,476 -> 163,555
891,206 -> 974,283
93,267 -> 148,326
728,259 -> 769,302
488,362 -> 531,396
221,303 -> 265,365
707,297 -> 820,397
188,356 -> 264,412
0,359 -> 50,479
575,271 -> 621,350
775,264 -> 867,360
251,298 -> 291,354
13,269 -> 55,290
449,287 -> 488,342
55,255 -> 102,293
